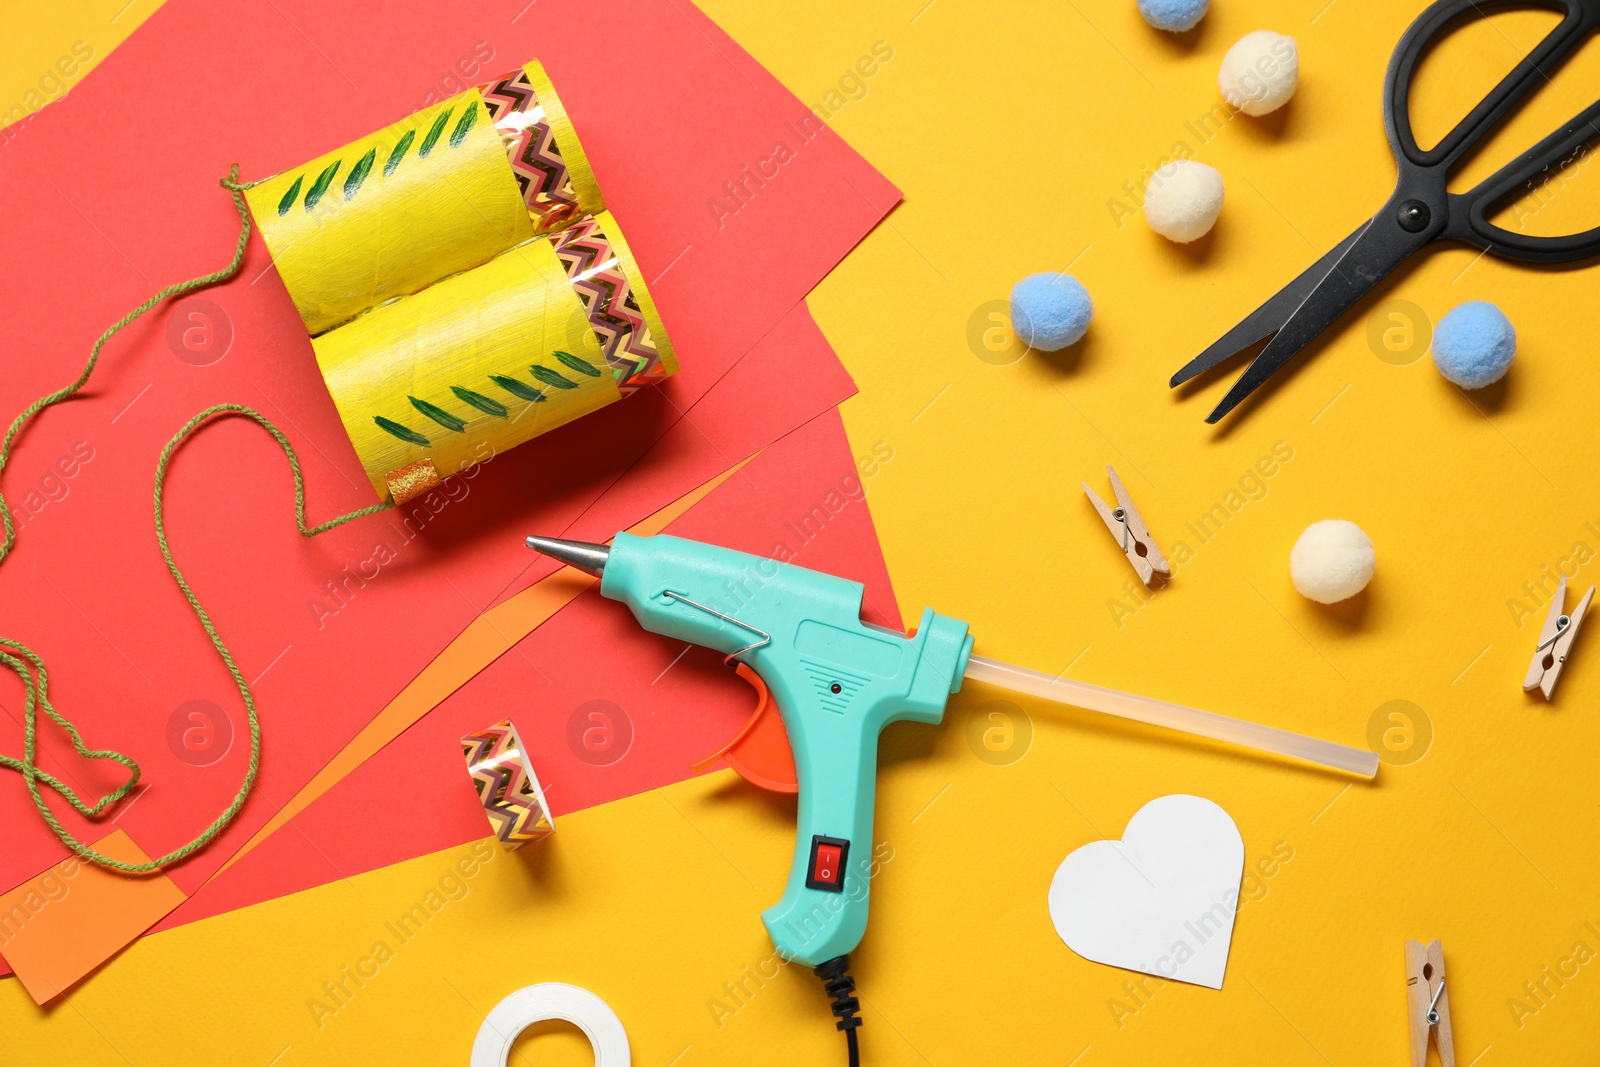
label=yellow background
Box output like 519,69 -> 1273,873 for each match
6,0 -> 1600,1063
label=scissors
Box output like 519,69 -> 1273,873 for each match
1172,0 -> 1600,423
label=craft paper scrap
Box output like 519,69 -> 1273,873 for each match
0,830 -> 185,1004
1047,794 -> 1245,990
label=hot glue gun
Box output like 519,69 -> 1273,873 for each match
525,531 -> 1377,1062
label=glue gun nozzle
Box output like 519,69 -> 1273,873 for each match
524,535 -> 610,577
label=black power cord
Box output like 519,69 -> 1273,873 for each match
814,955 -> 862,1067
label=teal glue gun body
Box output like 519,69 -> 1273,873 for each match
600,532 -> 973,966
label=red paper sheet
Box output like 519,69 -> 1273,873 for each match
154,408 -> 902,931
0,0 -> 897,900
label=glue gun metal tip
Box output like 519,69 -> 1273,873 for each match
524,535 -> 610,576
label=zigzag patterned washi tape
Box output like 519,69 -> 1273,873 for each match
461,719 -> 555,850
478,62 -> 602,234
551,214 -> 672,393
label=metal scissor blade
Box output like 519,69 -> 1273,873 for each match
1171,227 -> 1364,388
1204,211 -> 1431,423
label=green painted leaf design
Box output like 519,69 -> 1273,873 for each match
385,129 -> 415,176
418,107 -> 454,158
374,416 -> 430,446
343,148 -> 377,200
276,175 -> 304,216
408,395 -> 467,432
448,103 -> 479,148
554,350 -> 602,377
304,160 -> 342,210
530,365 -> 578,390
451,385 -> 508,417
490,374 -> 547,402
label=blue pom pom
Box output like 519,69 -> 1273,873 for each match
1011,273 -> 1093,352
1137,0 -> 1209,32
1432,301 -> 1516,389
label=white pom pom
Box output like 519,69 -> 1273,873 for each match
1290,520 -> 1375,604
1143,160 -> 1224,243
1219,31 -> 1298,116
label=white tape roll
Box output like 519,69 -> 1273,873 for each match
469,982 -> 630,1067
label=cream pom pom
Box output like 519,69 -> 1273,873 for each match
1220,31 -> 1299,116
1143,160 -> 1224,243
1290,520 -> 1375,604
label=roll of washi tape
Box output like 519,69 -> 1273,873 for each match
462,719 -> 555,850
241,60 -> 676,504
469,983 -> 631,1067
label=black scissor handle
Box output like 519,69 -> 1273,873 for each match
1385,0 -> 1600,261
1384,0 -> 1597,171
1454,98 -> 1600,260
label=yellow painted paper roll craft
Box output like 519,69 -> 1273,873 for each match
244,60 -> 674,503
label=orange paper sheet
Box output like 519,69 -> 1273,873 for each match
0,830 -> 184,1004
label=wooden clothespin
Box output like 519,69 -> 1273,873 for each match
1405,939 -> 1455,1067
1082,466 -> 1169,585
1524,575 -> 1593,699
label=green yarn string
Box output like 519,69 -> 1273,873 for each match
0,167 -> 392,874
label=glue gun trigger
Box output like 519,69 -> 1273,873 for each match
689,659 -> 799,793
689,661 -> 769,772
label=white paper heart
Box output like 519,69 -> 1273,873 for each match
1048,794 -> 1244,989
